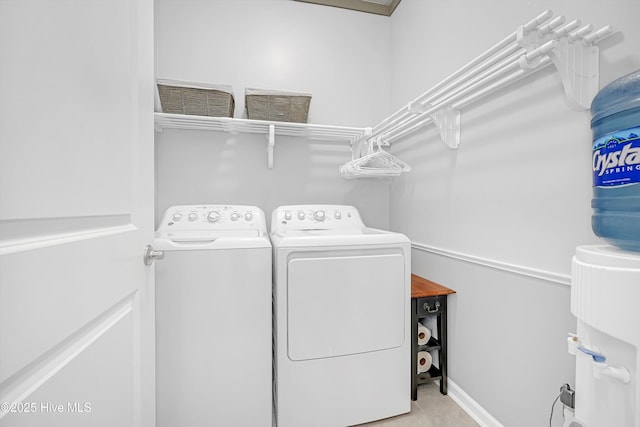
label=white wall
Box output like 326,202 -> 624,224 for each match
155,129 -> 392,227
155,0 -> 391,127
389,1 -> 640,426
154,0 -> 393,227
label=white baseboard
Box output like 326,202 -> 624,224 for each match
445,379 -> 504,427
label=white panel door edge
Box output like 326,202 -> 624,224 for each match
0,0 -> 155,426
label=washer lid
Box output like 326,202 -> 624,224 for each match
270,227 -> 410,248
155,204 -> 271,250
156,229 -> 259,240
154,230 -> 271,250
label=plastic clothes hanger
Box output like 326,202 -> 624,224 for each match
339,137 -> 411,179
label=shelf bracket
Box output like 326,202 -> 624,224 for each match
517,17 -> 614,110
549,24 -> 614,110
267,124 -> 275,169
350,127 -> 373,160
431,107 -> 461,149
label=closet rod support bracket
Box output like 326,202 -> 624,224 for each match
267,124 -> 275,169
350,128 -> 373,161
518,15 -> 615,111
547,24 -> 614,111
431,107 -> 461,149
549,37 -> 601,111
547,22 -> 614,111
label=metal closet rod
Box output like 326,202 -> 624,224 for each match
389,57 -> 554,142
373,10 -> 548,134
388,42 -> 559,142
368,9 -> 607,145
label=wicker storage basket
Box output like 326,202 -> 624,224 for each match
245,88 -> 311,123
157,79 -> 234,117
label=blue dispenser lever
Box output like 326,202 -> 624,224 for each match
577,345 -> 607,363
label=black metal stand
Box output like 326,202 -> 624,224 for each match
411,295 -> 448,400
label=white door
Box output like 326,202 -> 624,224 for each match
0,1 -> 155,426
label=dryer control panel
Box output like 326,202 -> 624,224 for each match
157,205 -> 267,232
271,205 -> 365,232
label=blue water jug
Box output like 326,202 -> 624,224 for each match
591,70 -> 640,252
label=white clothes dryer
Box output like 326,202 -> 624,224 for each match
154,205 -> 272,427
270,205 -> 411,427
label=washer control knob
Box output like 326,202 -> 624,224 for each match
284,211 -> 292,221
207,211 -> 221,223
313,210 -> 326,221
244,212 -> 253,221
188,212 -> 198,222
334,211 -> 342,220
230,212 -> 241,221
297,211 -> 306,220
172,213 -> 183,221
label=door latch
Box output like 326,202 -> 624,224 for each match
144,245 -> 165,266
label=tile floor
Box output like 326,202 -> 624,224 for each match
355,382 -> 480,427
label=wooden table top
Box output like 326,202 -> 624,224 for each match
411,274 -> 456,298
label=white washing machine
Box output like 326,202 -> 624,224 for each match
154,204 -> 272,427
271,205 -> 411,427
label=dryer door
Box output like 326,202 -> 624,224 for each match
287,250 -> 405,361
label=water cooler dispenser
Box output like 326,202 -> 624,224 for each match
567,245 -> 640,427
